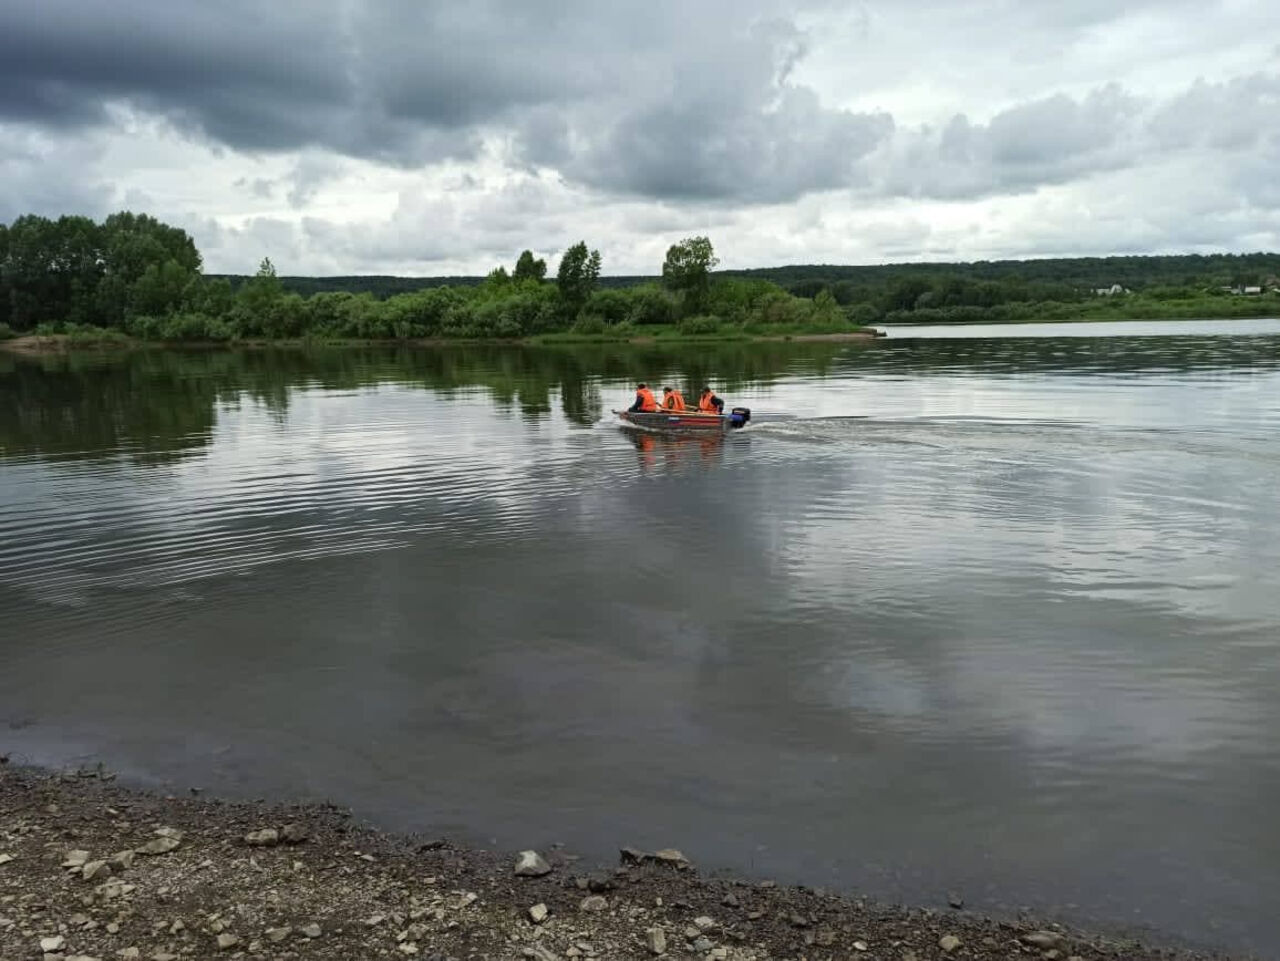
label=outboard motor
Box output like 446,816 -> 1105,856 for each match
729,406 -> 751,429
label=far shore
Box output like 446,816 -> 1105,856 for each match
0,762 -> 1223,961
7,313 -> 1280,357
0,328 -> 882,355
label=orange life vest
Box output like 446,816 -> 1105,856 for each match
637,387 -> 658,412
698,393 -> 719,412
664,390 -> 686,411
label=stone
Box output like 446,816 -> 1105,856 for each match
300,922 -> 322,938
154,827 -> 183,840
1022,931 -> 1065,950
528,904 -> 549,924
948,893 -> 965,909
515,850 -> 552,877
41,935 -> 67,952
364,914 -> 386,927
853,941 -> 869,951
216,933 -> 239,950
620,847 -> 647,865
118,949 -> 140,960
579,895 -> 608,913
788,913 -> 810,928
521,945 -> 560,961
280,823 -> 309,845
939,935 -> 962,953
693,916 -> 716,931
82,860 -> 113,881
646,927 -> 667,955
109,851 -> 136,870
652,849 -> 690,869
720,892 -> 739,908
136,837 -> 180,856
245,829 -> 279,847
63,850 -> 91,868
709,949 -> 728,961
265,927 -> 292,943
692,936 -> 713,953
0,853 -> 13,865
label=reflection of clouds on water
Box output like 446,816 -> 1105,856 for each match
5,335 -> 1280,954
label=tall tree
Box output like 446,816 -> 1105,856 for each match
556,241 -> 601,316
513,250 -> 547,282
662,236 -> 718,315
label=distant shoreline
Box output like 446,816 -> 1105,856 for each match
7,314 -> 1280,356
0,327 -> 882,354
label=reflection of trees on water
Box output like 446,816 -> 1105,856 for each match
0,342 -> 853,465
876,333 -> 1280,375
4,333 -> 1275,465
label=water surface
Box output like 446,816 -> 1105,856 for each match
2,321 -> 1279,955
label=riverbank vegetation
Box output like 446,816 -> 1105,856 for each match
3,212 -> 1278,345
0,214 -> 854,344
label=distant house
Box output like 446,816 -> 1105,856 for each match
1228,285 -> 1264,295
1093,284 -> 1126,296
1244,286 -> 1263,295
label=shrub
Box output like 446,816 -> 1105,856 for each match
0,322 -> 14,340
625,285 -> 677,326
677,315 -> 721,335
846,303 -> 883,326
570,315 -> 607,335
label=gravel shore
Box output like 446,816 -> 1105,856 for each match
1,763 -> 1215,961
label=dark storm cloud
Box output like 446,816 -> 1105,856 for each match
0,4 -> 347,143
0,0 -> 895,202
1,0 -> 1276,217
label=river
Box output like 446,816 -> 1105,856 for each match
2,320 -> 1279,954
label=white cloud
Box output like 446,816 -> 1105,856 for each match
1,1 -> 1278,274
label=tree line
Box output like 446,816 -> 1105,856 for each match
0,213 -> 845,342
4,211 -> 1278,341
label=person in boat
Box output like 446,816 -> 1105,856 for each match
698,386 -> 724,414
628,382 -> 659,412
662,386 -> 687,411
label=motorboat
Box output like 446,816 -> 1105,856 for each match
614,406 -> 751,432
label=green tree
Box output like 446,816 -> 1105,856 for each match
130,259 -> 195,318
234,257 -> 284,332
556,241 -> 601,317
513,250 -> 547,283
662,236 -> 718,315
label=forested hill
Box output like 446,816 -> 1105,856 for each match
213,252 -> 1280,300
724,252 -> 1280,295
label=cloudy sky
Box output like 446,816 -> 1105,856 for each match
2,0 -> 1278,275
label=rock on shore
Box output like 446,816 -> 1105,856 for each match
0,765 -> 1218,961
